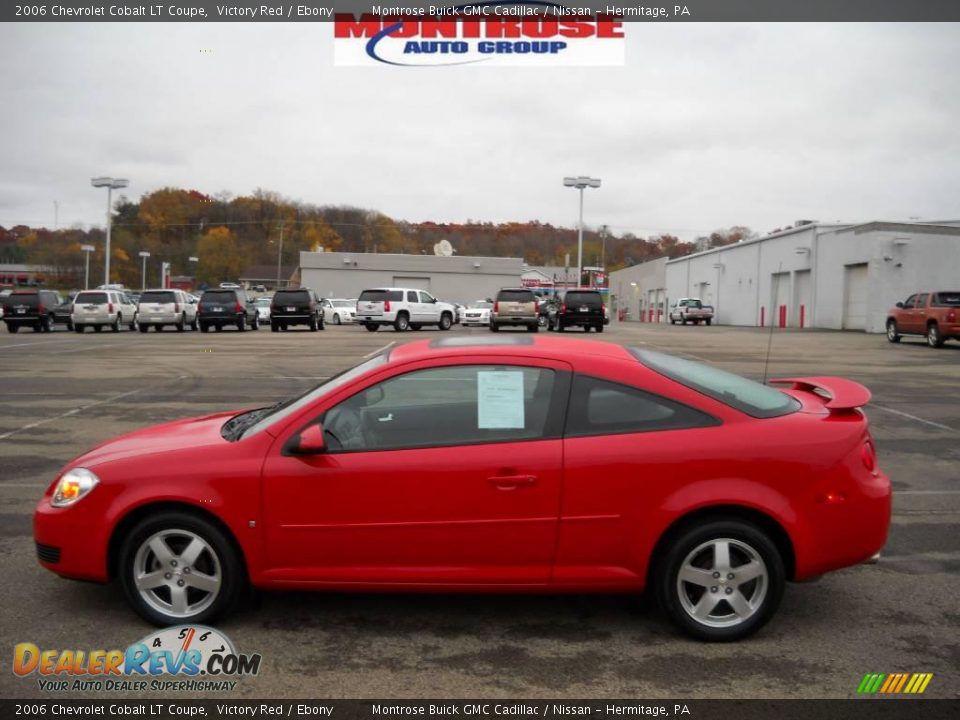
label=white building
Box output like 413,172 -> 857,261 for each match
610,220 -> 960,333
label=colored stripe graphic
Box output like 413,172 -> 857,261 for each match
857,672 -> 933,694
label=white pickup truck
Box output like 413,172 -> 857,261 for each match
669,298 -> 715,325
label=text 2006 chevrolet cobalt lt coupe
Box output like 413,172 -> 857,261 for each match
34,336 -> 890,641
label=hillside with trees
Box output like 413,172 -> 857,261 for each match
0,187 -> 757,289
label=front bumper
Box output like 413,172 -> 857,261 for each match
34,497 -> 111,583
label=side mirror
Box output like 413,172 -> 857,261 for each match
290,424 -> 326,455
895,302 -> 904,308
364,386 -> 385,405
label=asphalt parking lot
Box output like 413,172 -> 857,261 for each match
0,321 -> 957,700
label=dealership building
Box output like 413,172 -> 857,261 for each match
610,220 -> 960,333
298,251 -> 554,303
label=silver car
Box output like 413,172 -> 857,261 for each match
137,288 -> 198,332
71,290 -> 139,333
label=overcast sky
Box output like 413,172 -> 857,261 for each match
1,22 -> 958,241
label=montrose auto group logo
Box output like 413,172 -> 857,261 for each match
13,626 -> 261,693
334,2 -> 626,67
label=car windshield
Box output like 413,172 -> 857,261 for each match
632,349 -> 800,419
231,353 -> 390,440
255,298 -> 271,307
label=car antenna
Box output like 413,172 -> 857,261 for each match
761,262 -> 783,386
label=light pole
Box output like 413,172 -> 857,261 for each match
138,251 -> 151,291
275,222 -> 285,290
80,244 -> 94,290
90,177 -> 128,286
563,176 -> 601,287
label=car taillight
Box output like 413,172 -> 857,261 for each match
174,303 -> 181,313
108,303 -> 114,313
38,303 -> 46,314
949,310 -> 957,322
494,301 -> 499,313
534,300 -> 539,313
384,300 -> 391,312
235,301 -> 243,313
561,303 -> 567,313
861,439 -> 877,473
601,303 -> 606,314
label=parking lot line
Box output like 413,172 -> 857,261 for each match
0,338 -> 79,350
0,388 -> 144,441
364,341 -> 395,359
868,403 -> 955,432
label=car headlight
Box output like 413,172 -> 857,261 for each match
50,468 -> 100,508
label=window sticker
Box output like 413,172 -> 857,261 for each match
477,371 -> 525,429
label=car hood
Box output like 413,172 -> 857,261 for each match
72,410 -> 240,468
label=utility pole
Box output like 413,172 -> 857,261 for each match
600,224 -> 608,274
276,222 -> 284,290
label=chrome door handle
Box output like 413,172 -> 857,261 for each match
378,413 -> 393,422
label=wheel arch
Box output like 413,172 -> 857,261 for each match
646,504 -> 797,585
107,501 -> 249,583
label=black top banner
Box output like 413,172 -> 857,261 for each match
5,0 -> 960,23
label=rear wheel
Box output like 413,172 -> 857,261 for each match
489,323 -> 499,333
200,323 -> 209,333
526,324 -> 538,333
251,315 -> 260,331
271,322 -> 279,332
94,325 -> 103,333
886,320 -> 901,343
139,324 -> 150,333
32,322 -> 41,333
655,520 -> 784,642
365,323 -> 379,332
309,316 -> 318,332
73,325 -> 83,333
42,315 -> 53,332
538,314 -> 549,328
927,323 -> 944,348
8,323 -> 19,333
214,325 -> 222,333
129,314 -> 139,332
111,314 -> 121,333
394,313 -> 409,332
237,316 -> 246,332
66,320 -> 74,332
706,318 -> 712,326
118,511 -> 244,626
596,323 -> 604,333
176,314 -> 186,332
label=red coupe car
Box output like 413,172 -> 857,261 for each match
34,336 -> 890,641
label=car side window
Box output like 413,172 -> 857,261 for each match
903,294 -> 917,309
406,291 -> 418,302
565,375 -> 718,438
319,365 -> 557,452
420,291 -> 435,303
917,294 -> 928,308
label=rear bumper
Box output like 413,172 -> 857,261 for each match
139,312 -> 180,325
492,317 -> 537,327
72,313 -> 115,325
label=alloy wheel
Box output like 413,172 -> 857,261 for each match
132,529 -> 222,619
676,538 -> 768,629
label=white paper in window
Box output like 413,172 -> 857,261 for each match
477,371 -> 525,429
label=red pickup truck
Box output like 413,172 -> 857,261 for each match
886,291 -> 960,347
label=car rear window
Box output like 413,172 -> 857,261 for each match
359,290 -> 403,302
202,290 -> 238,305
564,292 -> 602,307
140,291 -> 177,304
274,290 -> 310,304
74,292 -> 108,304
497,290 -> 535,302
932,292 -> 960,307
632,349 -> 800,419
6,292 -> 39,306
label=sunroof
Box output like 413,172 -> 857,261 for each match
429,336 -> 536,348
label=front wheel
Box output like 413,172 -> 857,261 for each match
333,314 -> 341,325
118,511 -> 244,626
705,318 -> 712,326
439,313 -> 453,331
538,315 -> 549,328
886,320 -> 901,343
655,520 -> 784,642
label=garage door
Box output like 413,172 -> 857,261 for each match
392,276 -> 430,290
843,264 -> 868,331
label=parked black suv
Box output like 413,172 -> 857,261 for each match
270,288 -> 325,332
2,289 -> 65,333
550,289 -> 605,333
197,287 -> 260,332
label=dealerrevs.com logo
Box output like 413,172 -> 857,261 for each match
334,3 -> 625,67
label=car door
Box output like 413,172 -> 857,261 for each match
261,359 -> 570,585
914,293 -> 930,332
899,294 -> 918,332
419,291 -> 441,323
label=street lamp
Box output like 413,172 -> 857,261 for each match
138,251 -> 151,291
90,177 -> 128,286
80,244 -> 94,290
563,176 -> 601,287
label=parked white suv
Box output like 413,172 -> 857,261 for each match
137,288 -> 198,332
356,288 -> 457,332
71,290 -> 139,332
322,298 -> 356,325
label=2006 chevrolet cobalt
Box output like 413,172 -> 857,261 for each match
34,336 -> 890,641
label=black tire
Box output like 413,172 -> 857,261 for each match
42,315 -> 53,333
252,315 -> 260,331
489,323 -> 500,333
333,314 -> 341,326
886,320 -> 901,343
596,323 -> 604,333
118,511 -> 244,627
538,315 -> 549,329
309,316 -> 318,332
32,322 -> 41,333
365,323 -> 379,332
7,323 -> 19,334
394,313 -> 410,332
927,323 -> 944,348
237,316 -> 246,332
73,325 -> 83,333
155,325 -> 163,332
526,324 -> 538,333
66,320 -> 74,332
176,314 -> 186,332
111,314 -> 121,333
190,317 -> 198,331
317,316 -> 324,331
129,314 -> 139,332
439,313 -> 453,331
655,519 -> 785,642
200,323 -> 209,333
706,319 -> 712,326
215,325 -> 223,333
670,318 -> 677,325
556,322 -> 565,332
271,322 -> 279,332
94,325 -> 103,333
139,324 -> 150,333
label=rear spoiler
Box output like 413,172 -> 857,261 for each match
768,377 -> 871,410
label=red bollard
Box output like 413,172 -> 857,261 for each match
760,306 -> 765,327
799,305 -> 805,329
779,305 -> 787,329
